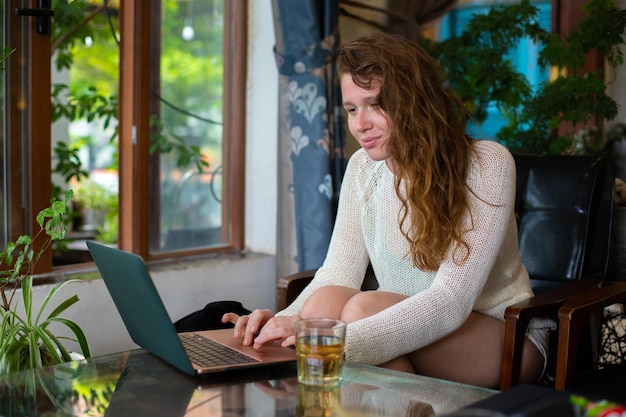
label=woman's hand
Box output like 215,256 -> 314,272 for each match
253,314 -> 301,349
222,308 -> 274,346
222,310 -> 300,349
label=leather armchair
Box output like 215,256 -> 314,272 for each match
276,153 -> 615,391
500,154 -> 614,389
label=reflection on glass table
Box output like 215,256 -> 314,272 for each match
0,348 -> 496,416
263,363 -> 496,417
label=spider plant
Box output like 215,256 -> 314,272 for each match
0,275 -> 91,374
0,191 -> 91,375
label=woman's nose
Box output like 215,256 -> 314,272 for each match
355,112 -> 371,132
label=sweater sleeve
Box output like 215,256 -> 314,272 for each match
343,141 -> 519,364
276,153 -> 371,317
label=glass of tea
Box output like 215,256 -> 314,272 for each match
294,318 -> 346,386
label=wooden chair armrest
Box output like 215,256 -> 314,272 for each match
276,268 -> 318,311
500,275 -> 602,390
504,276 -> 602,321
559,282 -> 626,318
555,281 -> 626,390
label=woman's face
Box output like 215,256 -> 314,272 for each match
341,74 -> 391,162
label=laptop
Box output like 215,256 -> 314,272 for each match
87,241 -> 296,376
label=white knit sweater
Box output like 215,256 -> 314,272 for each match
277,140 -> 536,365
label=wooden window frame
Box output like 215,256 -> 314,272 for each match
4,0 -> 247,279
118,1 -> 247,261
6,0 -> 53,274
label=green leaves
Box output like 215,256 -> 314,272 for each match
0,47 -> 14,71
423,0 -> 626,154
0,191 -> 90,375
38,192 -> 71,241
539,0 -> 626,73
51,83 -> 118,141
421,1 -> 545,128
52,141 -> 90,184
0,276 -> 91,375
149,115 -> 210,174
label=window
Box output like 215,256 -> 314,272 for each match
3,0 -> 247,275
149,1 -> 245,256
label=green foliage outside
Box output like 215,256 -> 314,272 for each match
50,0 -> 223,244
420,0 -> 626,155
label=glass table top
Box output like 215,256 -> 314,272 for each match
0,348 -> 496,416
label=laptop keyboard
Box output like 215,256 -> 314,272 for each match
179,333 -> 259,368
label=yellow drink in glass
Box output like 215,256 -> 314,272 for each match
294,319 -> 346,386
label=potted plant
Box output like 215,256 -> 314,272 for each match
70,178 -> 115,229
0,191 -> 91,375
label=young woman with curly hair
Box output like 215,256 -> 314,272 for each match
223,31 -> 553,388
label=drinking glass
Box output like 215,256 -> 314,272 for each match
294,318 -> 346,386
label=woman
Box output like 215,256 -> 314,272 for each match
224,31 -> 553,388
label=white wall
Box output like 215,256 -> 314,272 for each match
26,2 -> 279,358
245,1 -> 279,255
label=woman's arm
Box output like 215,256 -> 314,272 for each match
277,151 -> 372,317
343,141 -> 519,364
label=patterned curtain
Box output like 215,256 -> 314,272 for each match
272,1 -> 347,276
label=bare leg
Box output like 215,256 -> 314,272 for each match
300,286 -> 361,319
339,290 -> 416,373
406,312 -> 544,388
378,356 -> 415,373
301,288 -> 544,388
322,290 -> 544,388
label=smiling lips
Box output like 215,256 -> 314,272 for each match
361,136 -> 379,149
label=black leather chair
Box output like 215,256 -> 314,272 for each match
277,153 -> 616,391
500,154 -> 614,389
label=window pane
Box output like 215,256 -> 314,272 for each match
51,1 -> 120,265
154,0 -> 225,253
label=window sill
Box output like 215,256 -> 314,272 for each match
35,249 -> 254,287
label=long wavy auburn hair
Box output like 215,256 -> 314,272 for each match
336,32 -> 476,271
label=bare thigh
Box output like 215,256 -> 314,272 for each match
302,288 -> 545,389
407,312 -> 544,388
